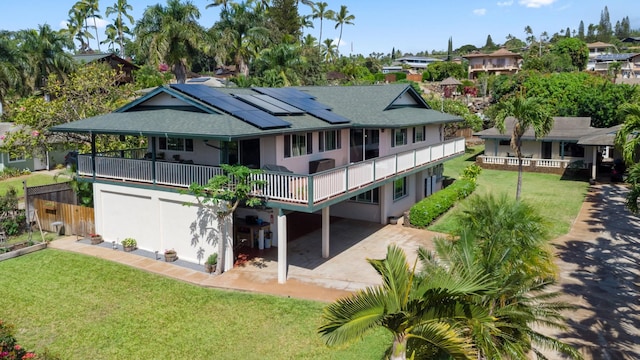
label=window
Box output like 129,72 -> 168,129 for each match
159,137 -> 193,152
392,128 -> 407,147
413,126 -> 425,143
8,153 -> 25,162
350,188 -> 379,204
393,177 -> 407,200
499,140 -> 510,146
284,133 -> 312,158
319,130 -> 341,152
563,143 -> 585,157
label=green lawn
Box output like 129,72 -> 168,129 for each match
430,145 -> 590,238
0,251 -> 389,359
0,173 -> 63,197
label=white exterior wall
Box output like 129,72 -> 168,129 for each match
379,124 -> 442,158
260,136 -> 277,167
93,183 -> 223,264
331,199 -> 382,223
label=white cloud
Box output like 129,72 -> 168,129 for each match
497,1 -> 513,6
473,8 -> 487,16
518,0 -> 557,8
89,17 -> 110,29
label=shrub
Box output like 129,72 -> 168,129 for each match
461,164 -> 482,182
206,253 -> 218,265
121,238 -> 137,248
0,320 -> 39,359
409,179 -> 477,228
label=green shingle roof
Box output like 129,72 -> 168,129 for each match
51,84 -> 462,139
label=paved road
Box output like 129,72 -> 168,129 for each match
550,183 -> 640,360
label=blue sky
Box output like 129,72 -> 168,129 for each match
1,0 -> 639,55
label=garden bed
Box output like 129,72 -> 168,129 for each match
0,242 -> 48,261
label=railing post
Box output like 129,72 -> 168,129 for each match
91,133 -> 96,180
151,137 -> 157,185
345,167 -> 349,191
307,175 -> 314,207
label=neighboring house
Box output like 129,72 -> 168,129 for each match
394,56 -> 443,71
51,83 -> 465,282
475,117 -> 605,176
382,66 -> 404,74
587,53 -> 640,78
0,122 -> 66,171
587,41 -> 617,58
72,53 -> 139,83
462,48 -> 522,79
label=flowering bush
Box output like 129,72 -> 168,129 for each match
0,320 -> 38,359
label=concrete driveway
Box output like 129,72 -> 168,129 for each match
549,183 -> 640,359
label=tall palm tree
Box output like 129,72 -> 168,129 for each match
134,0 -> 204,83
333,5 -> 354,57
81,0 -> 103,52
205,0 -> 233,12
319,244 -> 494,360
19,24 -> 75,90
493,94 -> 553,200
65,5 -> 93,52
213,0 -> 269,77
105,0 -> 134,56
615,103 -> 640,213
426,194 -> 582,359
310,2 -> 334,53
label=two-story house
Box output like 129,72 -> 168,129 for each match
51,84 -> 465,282
462,48 -> 522,79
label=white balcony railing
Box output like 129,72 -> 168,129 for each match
479,156 -> 589,169
79,138 -> 465,206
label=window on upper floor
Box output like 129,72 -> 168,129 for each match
319,130 -> 341,152
284,133 -> 313,158
413,126 -> 425,143
392,128 -> 408,147
159,137 -> 194,152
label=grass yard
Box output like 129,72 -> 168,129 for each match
0,172 -> 63,197
0,250 -> 389,359
430,145 -> 590,238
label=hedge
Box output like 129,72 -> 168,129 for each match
409,179 -> 477,228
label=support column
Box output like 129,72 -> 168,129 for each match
277,209 -> 287,284
592,146 -> 597,180
223,216 -> 234,272
322,206 -> 330,259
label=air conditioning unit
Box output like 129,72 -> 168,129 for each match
309,158 -> 335,174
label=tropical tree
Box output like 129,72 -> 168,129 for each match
186,165 -> 265,274
492,94 -> 553,200
81,0 -> 103,52
134,0 -> 204,83
105,0 -> 135,56
0,33 -> 30,106
333,5 -> 354,57
213,0 -> 269,77
310,2 -> 334,53
319,244 -> 495,360
18,24 -> 75,90
64,6 -> 92,52
322,38 -> 337,63
205,0 -> 233,12
425,194 -> 583,359
615,103 -> 640,213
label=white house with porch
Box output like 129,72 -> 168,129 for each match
51,84 -> 465,283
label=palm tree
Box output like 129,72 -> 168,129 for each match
319,244 -> 494,360
101,25 -> 118,53
134,0 -> 204,83
615,103 -> 640,213
333,5 -> 355,57
105,0 -> 134,56
65,5 -> 93,52
213,0 -> 269,77
81,0 -> 103,52
0,33 -> 30,105
322,38 -> 337,63
205,0 -> 233,12
310,2 -> 334,53
426,194 -> 582,359
493,94 -> 553,200
19,25 -> 75,90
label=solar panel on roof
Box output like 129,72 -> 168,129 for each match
186,77 -> 210,83
233,94 -> 304,115
252,87 -> 349,125
307,108 -> 350,124
170,84 -> 290,129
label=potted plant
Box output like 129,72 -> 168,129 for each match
164,248 -> 178,262
121,238 -> 137,252
204,253 -> 217,274
89,233 -> 103,245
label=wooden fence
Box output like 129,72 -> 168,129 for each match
32,198 -> 95,236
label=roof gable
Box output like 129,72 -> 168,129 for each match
117,86 -> 219,114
